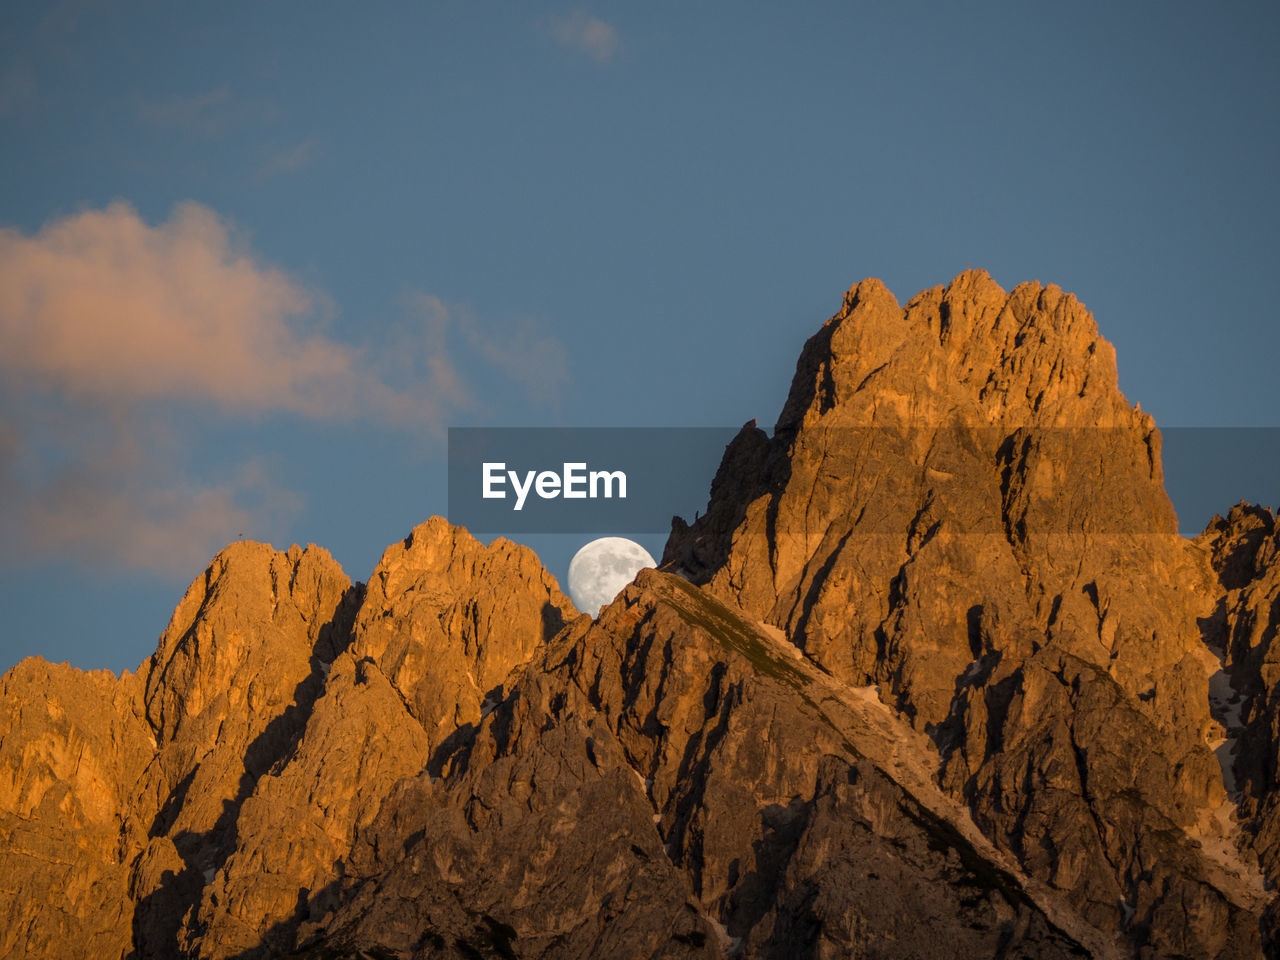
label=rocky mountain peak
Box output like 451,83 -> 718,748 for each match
3,274 -> 1280,958
354,516 -> 577,741
141,539 -> 354,742
778,270 -> 1142,436
662,272 -> 1261,954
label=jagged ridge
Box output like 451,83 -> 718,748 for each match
2,273 -> 1280,959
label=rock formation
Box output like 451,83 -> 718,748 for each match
665,271 -> 1269,956
1197,504 -> 1280,946
2,271 -> 1278,958
0,660 -> 150,959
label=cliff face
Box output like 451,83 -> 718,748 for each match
663,271 -> 1261,954
315,570 -> 1095,959
1,272 -> 1277,959
0,660 -> 150,960
1197,505 -> 1280,946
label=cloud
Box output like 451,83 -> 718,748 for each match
257,138 -> 318,179
0,380 -> 304,577
408,295 -> 569,408
2,421 -> 301,575
551,11 -> 619,62
0,201 -> 365,417
0,202 -> 566,577
0,390 -> 288,575
135,86 -> 234,137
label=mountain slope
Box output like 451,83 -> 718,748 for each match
1,272 -> 1277,959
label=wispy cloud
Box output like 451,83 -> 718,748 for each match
551,11 -> 619,63
408,295 -> 569,408
0,202 -> 359,417
135,85 -> 234,137
0,202 -> 567,576
1,408 -> 301,575
257,137 -> 318,179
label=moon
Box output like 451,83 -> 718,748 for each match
567,537 -> 656,616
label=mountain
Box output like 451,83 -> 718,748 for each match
2,271 -> 1277,959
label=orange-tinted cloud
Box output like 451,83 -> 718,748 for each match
0,392 -> 300,576
0,202 -> 364,416
0,202 -> 566,576
551,12 -> 618,62
9,449 -> 300,575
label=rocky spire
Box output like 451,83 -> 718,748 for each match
664,271 -> 1262,953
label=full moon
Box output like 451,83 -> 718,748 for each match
567,537 -> 657,616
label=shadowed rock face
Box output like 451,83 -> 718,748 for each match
1197,504 -> 1280,946
302,571 -> 1092,959
1,273 -> 1278,959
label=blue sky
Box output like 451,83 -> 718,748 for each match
1,1 -> 1277,672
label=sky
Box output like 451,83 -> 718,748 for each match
1,1 -> 1278,674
